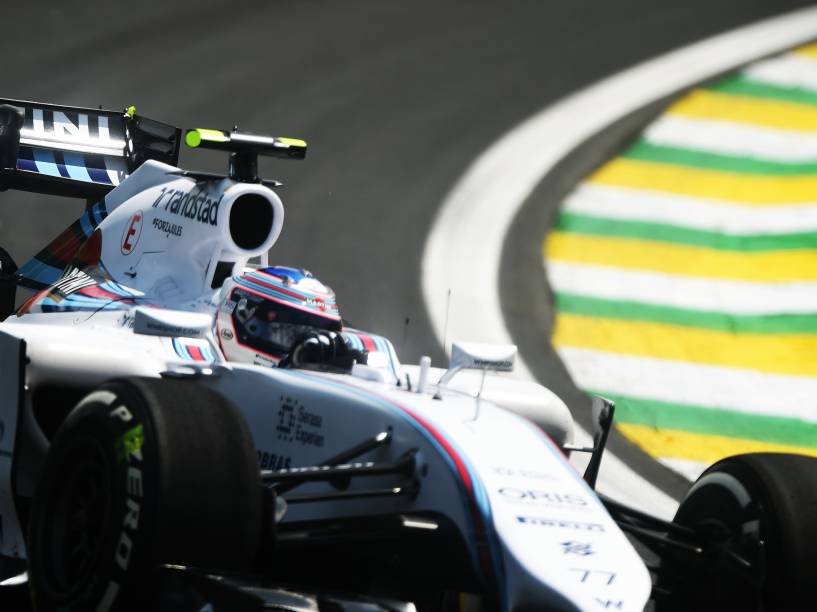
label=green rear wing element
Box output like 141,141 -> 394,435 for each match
184,128 -> 306,183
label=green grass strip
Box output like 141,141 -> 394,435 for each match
589,390 -> 817,449
622,140 -> 817,175
555,292 -> 817,335
708,74 -> 817,107
555,212 -> 817,251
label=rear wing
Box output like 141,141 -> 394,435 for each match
0,99 -> 181,199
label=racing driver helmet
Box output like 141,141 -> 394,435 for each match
217,266 -> 342,366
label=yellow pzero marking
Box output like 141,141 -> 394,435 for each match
793,42 -> 817,59
553,313 -> 817,377
667,89 -> 817,130
589,157 -> 817,204
545,232 -> 817,281
617,423 -> 817,464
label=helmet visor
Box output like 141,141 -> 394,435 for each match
231,288 -> 340,358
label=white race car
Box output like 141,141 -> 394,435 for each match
0,99 -> 814,612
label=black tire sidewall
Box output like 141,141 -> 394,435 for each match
672,453 -> 817,611
28,377 -> 263,612
28,383 -> 159,612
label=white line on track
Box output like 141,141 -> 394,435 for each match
563,183 -> 817,234
745,52 -> 817,90
557,347 -> 817,423
644,115 -> 817,162
548,261 -> 817,315
421,6 -> 817,520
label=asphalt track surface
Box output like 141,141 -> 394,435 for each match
0,0 -> 813,502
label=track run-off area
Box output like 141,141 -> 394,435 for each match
424,6 -> 817,516
548,40 -> 817,481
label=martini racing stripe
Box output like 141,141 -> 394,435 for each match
546,232 -> 817,281
342,329 -> 400,379
562,184 -> 817,234
548,261 -> 817,315
16,147 -> 121,186
16,201 -> 109,289
32,149 -> 64,178
172,338 -> 216,363
32,279 -> 144,313
63,152 -> 93,182
553,313 -> 817,377
589,157 -> 817,203
644,116 -> 817,162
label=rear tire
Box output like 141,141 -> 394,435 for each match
27,377 -> 263,612
657,453 -> 817,611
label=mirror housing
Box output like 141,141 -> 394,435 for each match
439,341 -> 517,386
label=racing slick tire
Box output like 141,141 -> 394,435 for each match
656,453 -> 817,612
26,377 -> 263,612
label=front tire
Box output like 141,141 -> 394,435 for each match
658,453 -> 817,611
27,377 -> 263,612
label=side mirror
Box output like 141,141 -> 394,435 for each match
132,306 -> 214,339
438,341 -> 517,386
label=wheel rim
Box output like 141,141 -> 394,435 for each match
43,438 -> 112,598
674,471 -> 768,608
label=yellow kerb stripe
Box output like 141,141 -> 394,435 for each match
667,89 -> 817,130
545,232 -> 817,281
617,423 -> 817,464
553,313 -> 817,377
793,42 -> 817,59
589,157 -> 817,204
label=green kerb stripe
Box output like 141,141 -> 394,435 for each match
588,391 -> 817,449
555,292 -> 817,334
622,140 -> 817,175
708,75 -> 817,107
555,212 -> 817,251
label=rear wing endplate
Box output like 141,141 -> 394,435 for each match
0,99 -> 181,199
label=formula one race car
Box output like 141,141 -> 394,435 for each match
0,100 -> 815,612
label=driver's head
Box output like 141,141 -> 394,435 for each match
216,266 -> 341,366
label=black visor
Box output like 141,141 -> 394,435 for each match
230,287 -> 340,359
